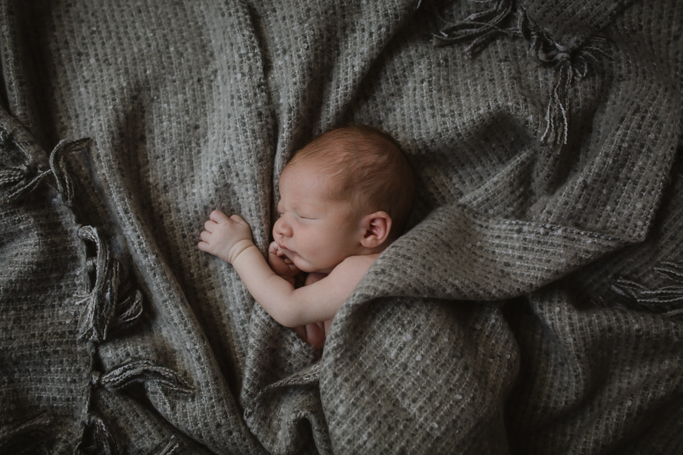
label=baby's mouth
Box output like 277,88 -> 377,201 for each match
281,249 -> 298,266
278,241 -> 295,259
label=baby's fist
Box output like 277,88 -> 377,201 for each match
198,210 -> 254,264
268,241 -> 299,278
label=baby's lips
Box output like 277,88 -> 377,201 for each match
277,243 -> 296,262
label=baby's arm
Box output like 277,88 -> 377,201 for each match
234,251 -> 372,327
267,241 -> 326,347
198,210 -> 372,327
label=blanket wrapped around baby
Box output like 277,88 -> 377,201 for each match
1,0 -> 682,453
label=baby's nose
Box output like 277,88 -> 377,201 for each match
274,216 -> 292,237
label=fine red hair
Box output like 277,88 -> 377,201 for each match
288,125 -> 415,240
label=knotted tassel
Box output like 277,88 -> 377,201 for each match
518,8 -> 608,145
77,226 -> 145,342
94,360 -> 193,395
430,1 -> 608,146
77,226 -> 118,343
0,136 -> 90,205
80,413 -> 122,455
431,0 -> 514,57
611,262 -> 683,317
49,138 -> 90,204
109,289 -> 144,332
540,59 -> 573,145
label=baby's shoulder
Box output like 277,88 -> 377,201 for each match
332,253 -> 379,276
316,254 -> 379,291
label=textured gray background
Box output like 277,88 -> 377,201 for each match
1,0 -> 681,453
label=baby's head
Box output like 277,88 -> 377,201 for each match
273,125 -> 414,273
285,125 -> 415,241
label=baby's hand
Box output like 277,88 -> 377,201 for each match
268,241 -> 299,278
198,210 -> 254,264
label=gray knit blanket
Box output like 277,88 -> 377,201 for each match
1,0 -> 682,453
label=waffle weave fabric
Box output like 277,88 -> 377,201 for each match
1,0 -> 682,453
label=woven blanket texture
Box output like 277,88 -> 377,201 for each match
1,0 -> 682,453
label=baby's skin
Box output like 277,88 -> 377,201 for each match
267,241 -> 331,348
198,159 -> 391,348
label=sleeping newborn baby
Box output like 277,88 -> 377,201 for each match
198,125 -> 414,349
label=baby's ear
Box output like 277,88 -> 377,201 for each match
360,211 -> 392,249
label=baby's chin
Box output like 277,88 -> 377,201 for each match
292,259 -> 316,273
291,257 -> 328,274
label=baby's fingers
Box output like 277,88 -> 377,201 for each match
210,210 -> 231,223
229,214 -> 247,225
199,230 -> 213,243
204,219 -> 217,232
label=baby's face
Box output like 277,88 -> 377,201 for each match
273,161 -> 364,274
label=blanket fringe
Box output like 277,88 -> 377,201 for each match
74,227 -> 188,451
518,9 -> 608,146
77,226 -> 119,343
610,262 -> 683,318
431,1 -> 609,146
80,413 -> 122,455
150,437 -> 181,455
0,136 -> 90,205
77,226 -> 145,342
110,289 -> 144,332
93,359 -> 194,395
431,0 -> 514,57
